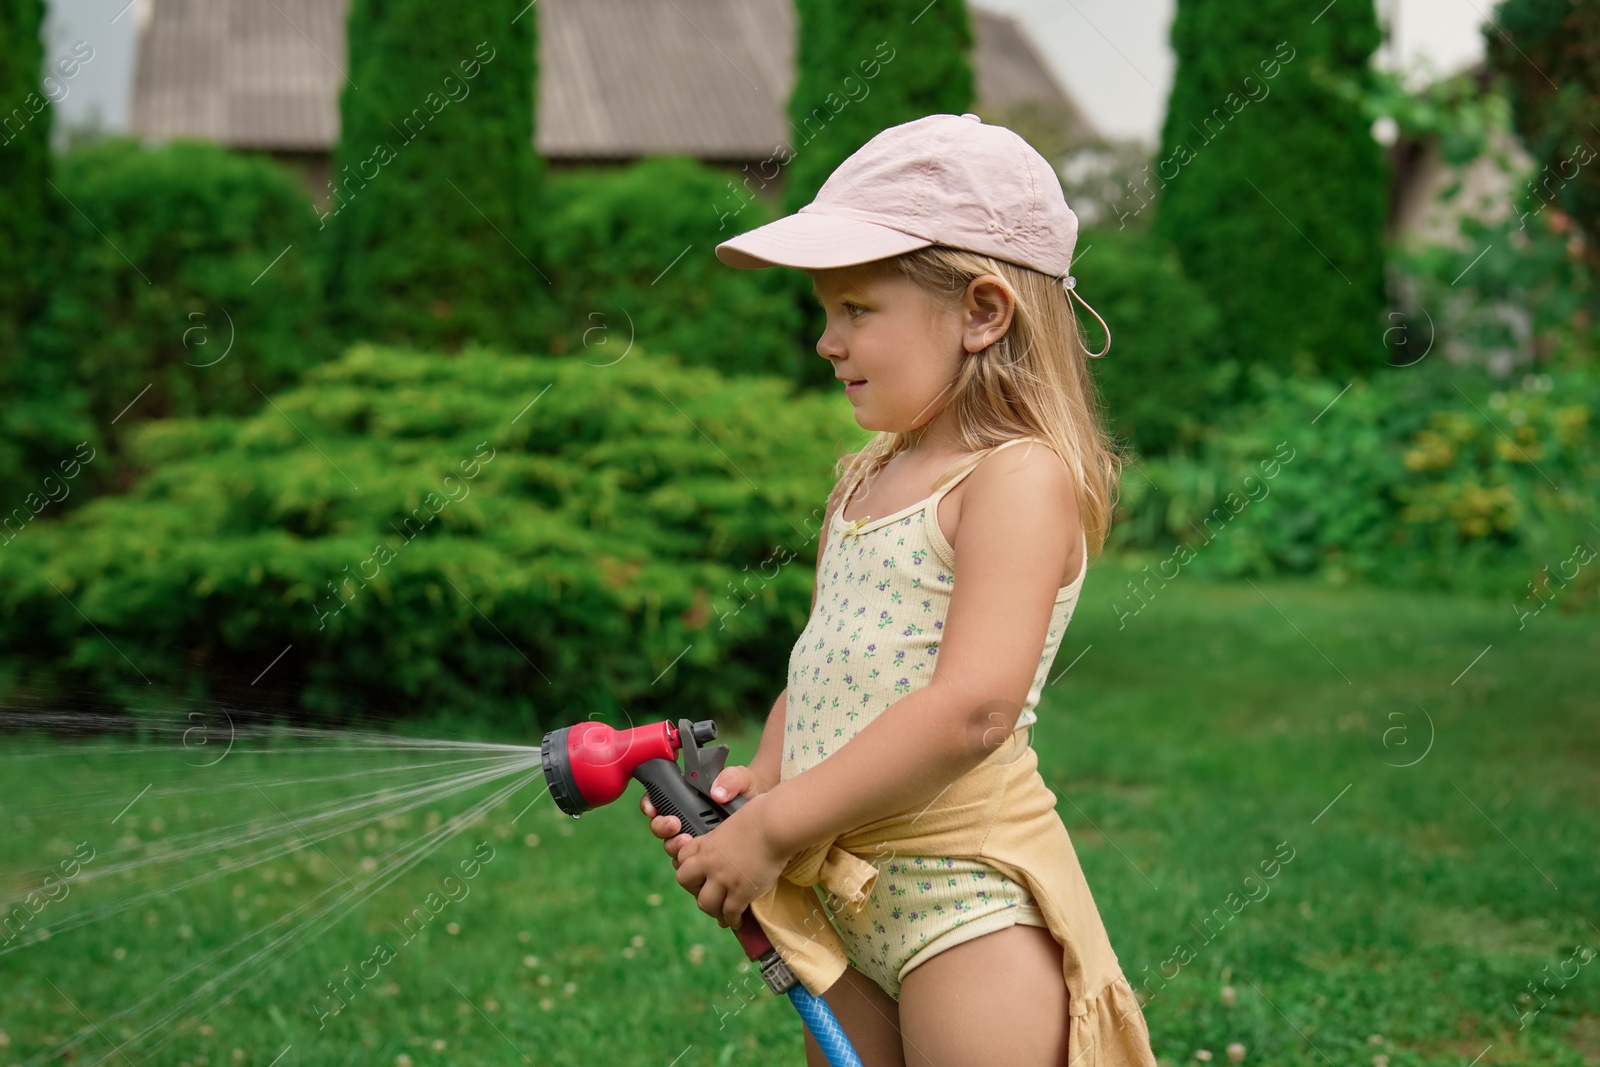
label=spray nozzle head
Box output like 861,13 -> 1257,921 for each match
539,717 -> 725,818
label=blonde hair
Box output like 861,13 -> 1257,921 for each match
822,245 -> 1126,560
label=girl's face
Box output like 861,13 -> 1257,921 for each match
808,263 -> 1015,445
808,265 -> 964,437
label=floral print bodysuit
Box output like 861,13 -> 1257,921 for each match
781,437 -> 1090,1000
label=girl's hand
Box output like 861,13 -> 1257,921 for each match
672,791 -> 791,930
639,764 -> 768,867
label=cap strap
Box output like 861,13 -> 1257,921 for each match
1059,275 -> 1111,359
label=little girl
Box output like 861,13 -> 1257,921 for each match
641,113 -> 1157,1067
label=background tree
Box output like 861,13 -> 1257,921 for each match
1486,0 -> 1600,260
0,0 -> 50,356
0,0 -> 79,505
1153,0 -> 1389,385
322,0 -> 541,354
782,0 -> 975,389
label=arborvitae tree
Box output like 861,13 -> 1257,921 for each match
0,0 -> 50,361
322,0 -> 540,353
1152,0 -> 1388,383
1487,0 -> 1600,257
781,0 -> 975,389
0,0 -> 95,508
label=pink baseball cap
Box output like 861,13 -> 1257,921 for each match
715,112 -> 1110,356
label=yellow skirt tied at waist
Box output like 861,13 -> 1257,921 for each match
747,726 -> 1158,1067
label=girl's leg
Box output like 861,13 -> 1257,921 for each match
897,924 -> 1071,1067
804,962 -> 907,1067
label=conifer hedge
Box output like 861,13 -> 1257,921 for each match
1153,1 -> 1388,383
0,0 -> 72,507
322,0 -> 541,353
0,0 -> 50,358
782,0 -> 975,390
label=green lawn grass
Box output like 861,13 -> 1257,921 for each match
1,559 -> 1596,1067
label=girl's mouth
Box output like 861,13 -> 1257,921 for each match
844,380 -> 866,395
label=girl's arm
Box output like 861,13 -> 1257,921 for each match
755,445 -> 1078,857
747,687 -> 786,793
747,488 -> 838,793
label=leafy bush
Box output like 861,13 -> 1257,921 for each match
1111,362 -> 1600,610
1387,171 -> 1599,377
538,157 -> 805,379
1487,0 -> 1600,249
21,138 -> 333,497
0,344 -> 858,731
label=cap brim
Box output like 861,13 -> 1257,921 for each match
715,210 -> 933,270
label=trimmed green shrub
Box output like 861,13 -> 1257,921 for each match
538,157 -> 804,379
1110,362 -> 1600,609
323,0 -> 540,352
783,0 -> 975,390
16,138 -> 331,501
0,344 -> 859,731
1078,228 -> 1228,456
1153,2 -> 1388,382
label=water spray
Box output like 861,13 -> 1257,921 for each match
541,717 -> 863,1067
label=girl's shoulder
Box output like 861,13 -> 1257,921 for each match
941,436 -> 1071,496
936,436 -> 1083,587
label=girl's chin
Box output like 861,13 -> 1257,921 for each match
853,412 -> 912,434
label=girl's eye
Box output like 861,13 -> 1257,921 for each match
844,303 -> 866,319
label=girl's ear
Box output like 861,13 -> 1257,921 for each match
960,274 -> 1015,354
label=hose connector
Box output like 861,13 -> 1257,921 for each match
759,949 -> 797,994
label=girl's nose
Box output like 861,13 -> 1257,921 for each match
816,322 -> 846,361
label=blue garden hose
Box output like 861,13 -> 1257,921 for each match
788,983 -> 866,1067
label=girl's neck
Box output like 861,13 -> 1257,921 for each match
904,405 -> 965,458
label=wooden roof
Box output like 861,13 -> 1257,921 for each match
129,0 -> 1095,159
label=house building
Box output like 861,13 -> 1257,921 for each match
128,0 -> 1096,205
